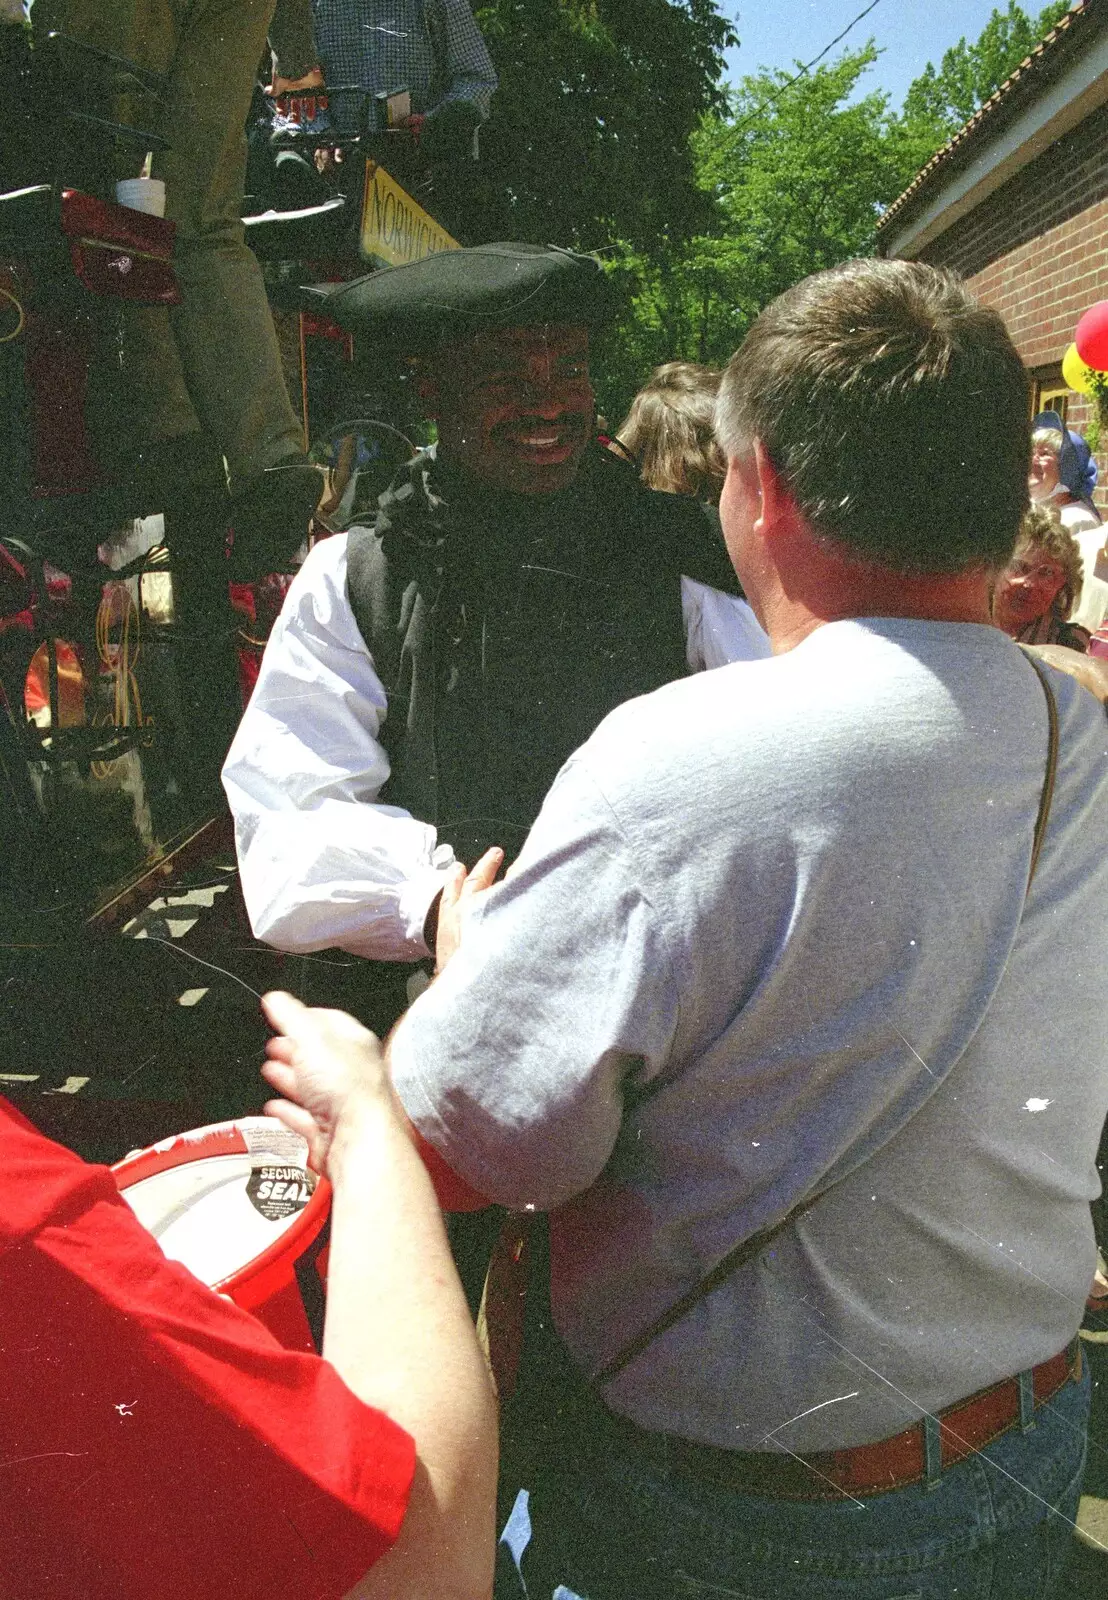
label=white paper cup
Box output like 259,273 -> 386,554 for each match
115,177 -> 167,218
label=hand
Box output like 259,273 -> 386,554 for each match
260,991 -> 392,1175
435,846 -> 503,974
269,67 -> 325,96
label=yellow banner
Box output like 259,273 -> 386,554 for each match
360,161 -> 459,267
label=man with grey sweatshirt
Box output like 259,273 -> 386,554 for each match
389,258 -> 1108,1599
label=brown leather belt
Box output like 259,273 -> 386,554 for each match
606,1340 -> 1081,1501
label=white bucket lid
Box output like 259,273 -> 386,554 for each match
114,1117 -> 319,1287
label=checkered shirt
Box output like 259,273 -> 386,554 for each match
313,0 -> 497,133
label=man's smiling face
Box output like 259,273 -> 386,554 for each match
428,324 -> 595,493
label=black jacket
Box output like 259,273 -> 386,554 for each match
346,443 -> 739,864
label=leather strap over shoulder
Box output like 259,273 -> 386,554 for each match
1018,646 -> 1059,891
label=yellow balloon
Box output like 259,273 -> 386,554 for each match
1062,342 -> 1094,394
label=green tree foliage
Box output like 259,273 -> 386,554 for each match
465,1 -> 736,248
898,1 -> 1072,167
702,49 -> 913,322
595,4 -> 1075,419
595,46 -> 911,419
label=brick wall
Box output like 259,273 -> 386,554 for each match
965,199 -> 1108,509
962,193 -> 1108,370
917,99 -> 1108,282
915,94 -> 1108,375
915,102 -> 1108,508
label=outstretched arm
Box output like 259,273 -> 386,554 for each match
388,757 -> 680,1213
262,993 -> 497,1600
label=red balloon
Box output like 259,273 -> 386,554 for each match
1075,301 -> 1108,372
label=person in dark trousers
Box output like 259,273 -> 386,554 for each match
31,0 -> 322,578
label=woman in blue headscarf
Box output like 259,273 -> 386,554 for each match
1029,410 -> 1108,631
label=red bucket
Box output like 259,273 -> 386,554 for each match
112,1117 -> 330,1353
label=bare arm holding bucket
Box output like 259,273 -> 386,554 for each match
261,992 -> 498,1600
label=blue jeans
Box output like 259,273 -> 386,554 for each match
497,1354 -> 1090,1600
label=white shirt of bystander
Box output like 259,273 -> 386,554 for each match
1060,499 -> 1108,632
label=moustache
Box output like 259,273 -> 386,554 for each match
492,411 -> 591,434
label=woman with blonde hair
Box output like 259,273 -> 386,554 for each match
992,502 -> 1090,650
615,362 -> 727,501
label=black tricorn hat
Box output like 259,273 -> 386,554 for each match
303,242 -> 613,350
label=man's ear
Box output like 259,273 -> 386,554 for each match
751,439 -> 790,537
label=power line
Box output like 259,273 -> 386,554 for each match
730,0 -> 888,135
795,0 -> 887,80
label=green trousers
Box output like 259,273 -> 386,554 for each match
33,0 -> 304,488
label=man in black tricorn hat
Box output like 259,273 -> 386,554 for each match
222,243 -> 764,1003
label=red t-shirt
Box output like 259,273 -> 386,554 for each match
0,1098 -> 416,1600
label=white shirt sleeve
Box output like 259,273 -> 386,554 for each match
681,577 -> 772,671
221,534 -> 455,961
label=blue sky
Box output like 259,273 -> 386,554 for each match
722,1 -> 1057,109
